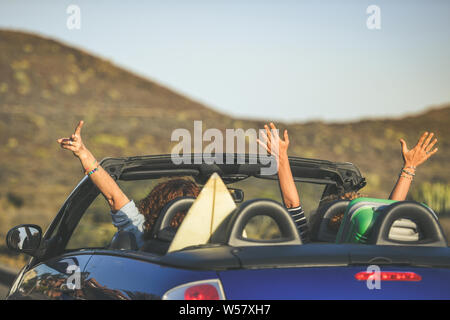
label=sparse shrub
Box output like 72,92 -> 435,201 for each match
6,192 -> 24,208
410,182 -> 450,216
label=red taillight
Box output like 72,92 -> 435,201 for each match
184,284 -> 220,300
355,271 -> 422,282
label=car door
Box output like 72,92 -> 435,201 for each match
10,253 -> 93,300
80,251 -> 220,300
9,177 -> 116,300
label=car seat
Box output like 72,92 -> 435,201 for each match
140,197 -> 195,255
309,200 -> 350,242
368,201 -> 446,247
109,230 -> 139,251
210,199 -> 302,247
336,198 -> 446,246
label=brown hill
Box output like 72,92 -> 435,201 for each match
0,29 -> 449,240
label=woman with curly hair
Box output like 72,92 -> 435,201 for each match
138,178 -> 200,240
57,121 -> 200,248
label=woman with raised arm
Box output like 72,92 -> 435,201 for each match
258,122 -> 439,241
57,121 -> 200,248
389,132 -> 438,200
257,123 -> 307,241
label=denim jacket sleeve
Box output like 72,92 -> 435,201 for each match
110,200 -> 145,248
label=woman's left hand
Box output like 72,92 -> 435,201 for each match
400,131 -> 438,169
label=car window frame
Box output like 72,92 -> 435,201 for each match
40,177 -> 102,259
40,170 -> 339,261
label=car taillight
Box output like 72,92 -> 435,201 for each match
355,271 -> 422,282
185,284 -> 220,300
162,279 -> 226,300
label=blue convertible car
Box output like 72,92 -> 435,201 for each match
5,154 -> 450,300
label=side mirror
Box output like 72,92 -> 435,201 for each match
6,224 -> 42,256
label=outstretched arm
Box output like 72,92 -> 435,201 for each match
389,131 -> 438,201
258,122 -> 300,208
57,121 -> 130,212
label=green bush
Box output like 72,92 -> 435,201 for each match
410,183 -> 450,216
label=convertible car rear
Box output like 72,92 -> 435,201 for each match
5,154 -> 450,299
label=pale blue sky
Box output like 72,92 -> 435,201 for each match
1,0 -> 449,121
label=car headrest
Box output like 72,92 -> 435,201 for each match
388,218 -> 419,242
109,230 -> 138,251
150,197 -> 195,239
211,199 -> 302,247
310,200 -> 350,242
368,201 -> 447,247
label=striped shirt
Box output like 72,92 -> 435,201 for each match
287,206 -> 309,243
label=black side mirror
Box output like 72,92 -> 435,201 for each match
6,224 -> 42,256
228,188 -> 244,203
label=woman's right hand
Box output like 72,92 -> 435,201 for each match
57,120 -> 130,212
257,122 -> 290,161
57,120 -> 86,158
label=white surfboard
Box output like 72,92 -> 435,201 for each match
168,173 -> 236,252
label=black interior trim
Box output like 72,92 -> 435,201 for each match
120,169 -> 200,181
369,201 -> 447,247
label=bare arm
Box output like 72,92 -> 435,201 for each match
258,123 -> 300,208
57,121 -> 130,212
389,131 -> 438,201
278,150 -> 301,208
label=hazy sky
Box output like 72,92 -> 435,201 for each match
1,0 -> 449,122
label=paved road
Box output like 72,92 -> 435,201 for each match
0,265 -> 18,300
0,283 -> 10,299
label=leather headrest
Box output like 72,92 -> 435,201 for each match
150,197 -> 195,239
310,200 -> 350,242
211,199 -> 302,247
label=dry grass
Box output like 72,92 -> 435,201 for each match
439,217 -> 450,246
0,254 -> 26,271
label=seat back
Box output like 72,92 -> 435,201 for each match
140,231 -> 173,255
142,197 -> 195,255
211,199 -> 302,247
109,230 -> 138,251
369,201 -> 446,247
336,198 -> 447,247
310,200 -> 350,242
149,197 -> 195,239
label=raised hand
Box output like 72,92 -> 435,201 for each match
57,120 -> 86,158
257,122 -> 290,160
258,122 -> 300,208
389,132 -> 438,201
400,132 -> 438,169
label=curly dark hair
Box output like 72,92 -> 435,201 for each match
325,191 -> 362,232
138,178 -> 200,239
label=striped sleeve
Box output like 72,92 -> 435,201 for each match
287,206 -> 309,243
